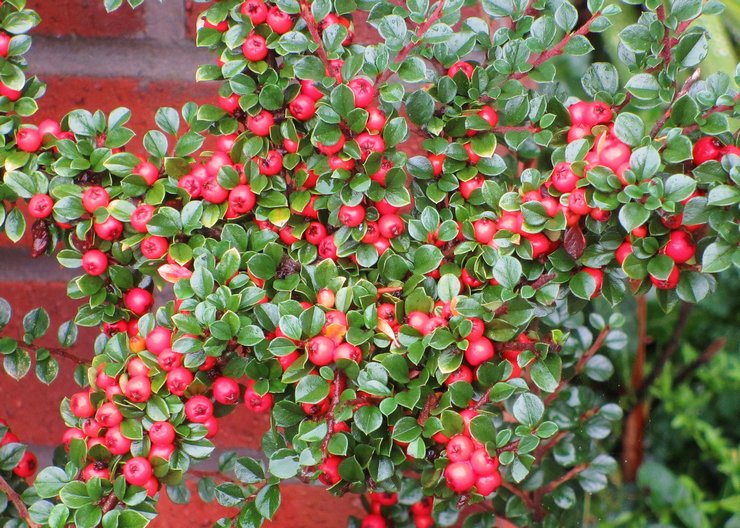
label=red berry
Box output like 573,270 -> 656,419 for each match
104,426 -> 132,455
615,241 -> 632,265
257,150 -> 284,176
334,343 -> 362,362
93,216 -> 123,241
361,514 -> 387,528
82,186 -> 109,213
356,132 -> 385,160
247,110 -> 274,137
339,204 -> 365,227
123,457 -> 153,487
444,461 -> 476,493
582,267 -> 604,299
649,266 -> 680,290
131,204 -> 155,233
0,33 -> 10,57
551,162 -> 579,193
244,381 -> 273,413
228,184 -> 256,214
149,443 -> 175,461
473,218 -> 496,244
70,391 -> 94,418
95,402 -> 123,427
141,236 -> 169,260
213,376 -> 240,405
16,128 -> 42,152
301,79 -> 324,101
28,194 -> 54,219
692,136 -> 722,165
366,107 -> 386,133
149,421 -> 176,446
470,448 -> 499,476
134,162 -> 159,186
568,187 -> 591,215
124,288 -> 154,316
266,6 -> 292,33
240,0 -> 268,25
448,61 -> 474,79
378,214 -> 404,239
13,451 -> 37,478
166,367 -> 193,396
317,133 -> 346,155
348,77 -> 375,108
289,94 -> 316,121
82,462 -> 110,482
125,375 -> 152,403
306,336 -> 335,366
663,230 -> 695,264
243,33 -> 268,61
145,326 -> 172,355
459,174 -> 484,200
318,455 -> 343,485
475,472 -> 502,495
465,337 -> 494,366
447,434 -> 475,462
185,395 -> 214,423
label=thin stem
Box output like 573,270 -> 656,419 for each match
635,302 -> 693,403
299,0 -> 340,82
650,69 -> 702,137
632,295 -> 648,390
492,125 -> 541,134
671,337 -> 726,388
544,326 -> 610,405
540,464 -> 587,495
24,343 -> 88,366
100,492 -> 119,514
684,93 -> 740,134
321,371 -> 346,459
417,393 -> 439,425
376,0 -> 447,84
0,474 -> 39,528
511,12 -> 602,81
376,286 -> 403,295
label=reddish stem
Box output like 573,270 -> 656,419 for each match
512,12 -> 601,80
540,464 -> 587,495
299,0 -> 341,82
24,342 -> 88,365
376,0 -> 447,84
0,474 -> 38,528
321,371 -> 346,459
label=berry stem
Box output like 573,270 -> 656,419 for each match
0,474 -> 39,528
376,0 -> 447,85
650,68 -> 702,137
511,11 -> 602,81
298,0 -> 341,82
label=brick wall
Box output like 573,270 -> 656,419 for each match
0,2 -> 482,525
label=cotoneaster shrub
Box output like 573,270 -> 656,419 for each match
0,0 -> 737,527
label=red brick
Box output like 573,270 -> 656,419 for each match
32,0 -> 146,38
35,77 -> 217,139
0,281 -> 96,445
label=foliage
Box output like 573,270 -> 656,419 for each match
0,0 -> 737,526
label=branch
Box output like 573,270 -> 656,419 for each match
376,0 -> 447,84
684,93 -> 740,134
650,68 -> 702,137
540,464 -> 587,495
417,393 -> 439,425
23,342 -> 88,366
511,12 -> 601,81
671,337 -> 726,388
99,492 -> 119,514
0,474 -> 39,528
500,479 -> 535,510
634,302 -> 693,403
491,125 -> 541,134
376,286 -> 403,295
543,326 -> 610,405
298,0 -> 341,82
321,371 -> 346,459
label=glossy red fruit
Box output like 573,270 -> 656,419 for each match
366,107 -> 386,133
13,451 -> 37,478
378,214 -> 404,239
444,461 -> 476,492
95,402 -> 123,427
305,222 -> 327,245
82,462 -> 110,482
240,0 -> 268,25
448,61 -> 474,79
228,184 -> 256,214
692,136 -> 722,165
16,128 -> 42,152
104,426 -> 132,455
81,250 -> 108,276
568,101 -> 591,126
123,457 -> 153,487
0,84 -> 21,101
470,448 -> 499,476
615,241 -> 632,265
244,381 -> 274,413
0,33 -> 10,57
124,288 -> 154,316
473,218 -> 496,244
247,109 -> 274,136
141,236 -> 168,260
130,204 -> 155,233
361,514 -> 387,528
70,391 -> 94,418
459,174 -> 484,200
301,79 -> 324,101
339,204 -> 365,227
213,376 -> 241,405
475,472 -> 502,495
465,337 -> 494,366
663,230 -> 695,264
82,186 -> 110,213
447,434 -> 475,462
94,216 -> 123,241
649,266 -> 680,290
145,326 -> 172,355
317,288 -> 335,308
28,194 -> 54,218
348,77 -> 375,108
257,150 -> 284,176
582,267 -> 604,299
125,375 -> 152,403
318,455 -> 342,485
243,33 -> 268,61
551,162 -> 579,193
266,6 -> 292,33
149,421 -> 176,445
289,94 -> 316,121
134,161 -> 159,186
149,443 -> 175,461
585,101 -> 613,126
185,395 -> 214,423
356,132 -> 385,160
568,187 -> 591,215
306,336 -> 336,366
334,343 -> 362,362
167,367 -> 194,396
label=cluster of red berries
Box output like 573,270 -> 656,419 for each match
442,428 -> 501,496
0,419 -> 37,478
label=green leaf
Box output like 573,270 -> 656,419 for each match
512,393 -> 544,427
613,113 -> 644,146
493,256 -> 522,289
255,484 -> 280,520
295,375 -> 330,404
618,203 -> 650,232
355,405 -> 383,435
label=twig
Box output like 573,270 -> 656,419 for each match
650,69 -> 702,137
492,125 -> 541,134
511,12 -> 601,81
417,393 -> 439,425
501,480 -> 535,510
0,474 -> 39,528
376,286 -> 403,295
622,295 -> 648,482
321,371 -> 346,459
671,337 -> 726,388
298,0 -> 340,82
543,326 -> 610,405
634,302 -> 693,403
530,272 -> 556,290
684,93 -> 740,134
24,343 -> 88,366
540,464 -> 587,495
376,0 -> 447,84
